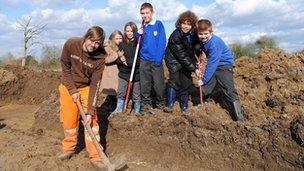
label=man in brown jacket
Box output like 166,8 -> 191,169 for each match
58,26 -> 113,169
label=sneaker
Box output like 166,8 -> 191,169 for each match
90,160 -> 108,171
139,105 -> 152,115
58,150 -> 75,161
163,107 -> 173,113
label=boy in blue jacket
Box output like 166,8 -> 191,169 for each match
196,19 -> 244,121
138,2 -> 166,115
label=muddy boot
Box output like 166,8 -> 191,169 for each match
231,100 -> 244,121
113,98 -> 124,114
155,101 -> 165,111
163,87 -> 176,113
139,104 -> 152,116
90,160 -> 108,171
58,150 -> 75,161
133,101 -> 141,114
179,93 -> 189,113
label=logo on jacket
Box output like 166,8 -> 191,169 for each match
71,54 -> 93,68
153,31 -> 158,36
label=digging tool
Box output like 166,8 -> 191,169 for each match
123,21 -> 145,113
76,99 -> 126,171
196,53 -> 204,105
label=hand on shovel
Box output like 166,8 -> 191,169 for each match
83,114 -> 92,126
71,92 -> 79,102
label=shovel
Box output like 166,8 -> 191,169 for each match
76,99 -> 127,171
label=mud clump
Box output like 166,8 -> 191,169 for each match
32,92 -> 61,134
291,116 -> 304,147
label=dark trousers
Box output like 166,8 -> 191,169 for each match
168,68 -> 192,96
203,65 -> 239,103
139,59 -> 165,107
117,77 -> 140,102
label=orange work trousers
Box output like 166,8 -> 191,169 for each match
59,84 -> 100,161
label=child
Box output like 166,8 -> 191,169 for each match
138,2 -> 166,115
99,30 -> 123,111
113,22 -> 141,114
164,11 -> 199,113
196,19 -> 244,121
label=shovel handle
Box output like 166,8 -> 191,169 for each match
75,99 -> 115,170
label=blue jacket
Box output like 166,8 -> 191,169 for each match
139,19 -> 166,66
201,34 -> 234,84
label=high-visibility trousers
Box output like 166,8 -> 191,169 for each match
59,84 -> 100,161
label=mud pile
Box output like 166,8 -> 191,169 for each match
0,66 -> 60,105
235,49 -> 304,122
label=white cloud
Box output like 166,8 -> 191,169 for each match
192,0 -> 304,51
0,0 -> 304,59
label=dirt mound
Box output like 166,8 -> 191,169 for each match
235,49 -> 304,123
109,108 -> 304,170
0,66 -> 60,105
32,92 -> 61,134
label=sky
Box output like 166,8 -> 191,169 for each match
0,0 -> 303,59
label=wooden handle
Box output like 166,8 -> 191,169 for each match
75,99 -> 114,170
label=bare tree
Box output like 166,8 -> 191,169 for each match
17,16 -> 46,67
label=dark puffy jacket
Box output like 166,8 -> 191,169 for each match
117,40 -> 140,81
165,29 -> 200,73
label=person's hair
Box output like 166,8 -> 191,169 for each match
108,30 -> 123,51
175,11 -> 198,29
140,2 -> 153,12
196,19 -> 213,32
123,22 -> 138,43
84,26 -> 105,44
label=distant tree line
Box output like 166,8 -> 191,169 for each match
0,45 -> 62,70
0,36 -> 294,69
229,36 -> 278,59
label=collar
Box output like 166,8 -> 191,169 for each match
145,19 -> 156,26
202,33 -> 213,45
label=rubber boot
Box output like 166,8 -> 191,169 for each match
163,87 -> 176,113
231,100 -> 244,121
133,101 -> 141,114
90,160 -> 108,170
179,93 -> 189,113
113,98 -> 124,113
58,150 -> 75,161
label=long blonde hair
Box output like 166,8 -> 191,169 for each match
108,30 -> 123,52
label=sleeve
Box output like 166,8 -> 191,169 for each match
60,40 -> 77,95
104,45 -> 119,64
201,43 -> 221,84
134,32 -> 140,42
154,21 -> 167,66
87,59 -> 106,115
169,35 -> 196,72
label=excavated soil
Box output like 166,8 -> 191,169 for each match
0,49 -> 304,170
0,66 -> 61,106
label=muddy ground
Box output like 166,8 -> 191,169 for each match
0,49 -> 304,170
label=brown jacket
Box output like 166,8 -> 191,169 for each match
60,37 -> 107,115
